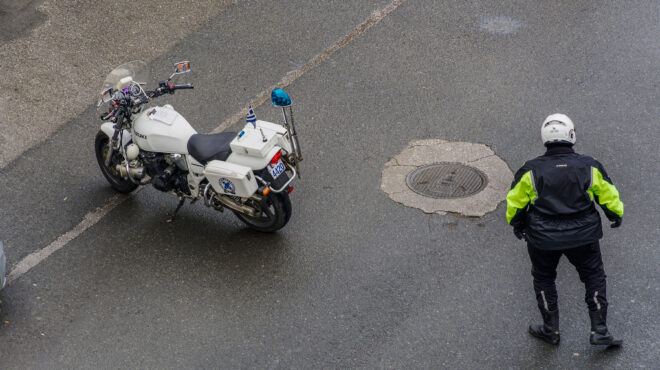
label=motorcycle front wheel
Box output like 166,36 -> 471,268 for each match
94,131 -> 138,193
233,193 -> 292,232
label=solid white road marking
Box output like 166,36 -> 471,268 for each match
211,0 -> 408,134
5,0 -> 408,285
6,193 -> 135,284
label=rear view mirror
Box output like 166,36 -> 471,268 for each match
169,61 -> 191,80
99,87 -> 114,105
271,88 -> 291,107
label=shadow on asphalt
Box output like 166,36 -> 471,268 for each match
0,0 -> 46,43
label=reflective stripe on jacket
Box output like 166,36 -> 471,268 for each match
506,145 -> 623,250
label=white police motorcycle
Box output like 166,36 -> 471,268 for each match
95,61 -> 302,232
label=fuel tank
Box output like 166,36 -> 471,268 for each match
131,105 -> 197,153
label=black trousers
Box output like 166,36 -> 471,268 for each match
527,241 -> 607,312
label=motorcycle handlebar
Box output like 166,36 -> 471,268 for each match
149,83 -> 194,98
173,84 -> 194,90
112,107 -> 124,122
99,82 -> 195,121
101,111 -> 114,120
100,105 -> 122,121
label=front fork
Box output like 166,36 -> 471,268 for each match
103,127 -> 145,185
104,130 -> 120,167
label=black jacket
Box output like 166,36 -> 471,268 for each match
506,145 -> 624,250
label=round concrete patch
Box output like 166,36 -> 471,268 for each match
380,139 -> 514,217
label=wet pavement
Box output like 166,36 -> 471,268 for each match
0,0 -> 658,368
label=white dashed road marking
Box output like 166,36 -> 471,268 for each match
211,0 -> 408,133
6,193 -> 135,284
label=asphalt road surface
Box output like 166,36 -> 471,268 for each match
1,0 -> 658,368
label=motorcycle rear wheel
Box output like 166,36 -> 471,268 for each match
94,131 -> 138,193
234,193 -> 292,232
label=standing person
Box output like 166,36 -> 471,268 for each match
506,114 -> 623,346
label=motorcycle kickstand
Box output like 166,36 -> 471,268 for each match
167,196 -> 186,223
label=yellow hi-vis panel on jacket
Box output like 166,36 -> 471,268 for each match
589,166 -> 624,218
506,170 -> 537,224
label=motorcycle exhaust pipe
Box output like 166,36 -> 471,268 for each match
203,183 -> 256,217
214,195 -> 257,217
117,164 -> 145,179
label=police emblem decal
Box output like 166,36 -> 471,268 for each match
220,178 -> 236,194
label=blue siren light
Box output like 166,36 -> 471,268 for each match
271,88 -> 292,107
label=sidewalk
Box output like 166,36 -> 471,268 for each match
0,0 -> 234,168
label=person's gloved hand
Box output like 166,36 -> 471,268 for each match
610,217 -> 622,228
513,228 -> 527,240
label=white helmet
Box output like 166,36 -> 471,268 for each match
541,113 -> 576,145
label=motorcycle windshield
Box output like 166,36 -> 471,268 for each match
100,60 -> 149,102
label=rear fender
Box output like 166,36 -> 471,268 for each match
226,146 -> 282,170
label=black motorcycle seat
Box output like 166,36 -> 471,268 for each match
187,132 -> 236,164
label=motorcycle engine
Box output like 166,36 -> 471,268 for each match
142,152 -> 190,195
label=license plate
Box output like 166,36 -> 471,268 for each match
267,159 -> 286,179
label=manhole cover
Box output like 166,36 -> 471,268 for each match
406,163 -> 488,199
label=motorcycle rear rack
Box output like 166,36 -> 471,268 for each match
255,163 -> 297,193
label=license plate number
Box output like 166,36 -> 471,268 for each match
267,160 -> 286,179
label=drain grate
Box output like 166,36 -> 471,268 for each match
406,163 -> 488,199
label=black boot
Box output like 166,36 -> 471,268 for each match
589,307 -> 622,346
529,309 -> 560,345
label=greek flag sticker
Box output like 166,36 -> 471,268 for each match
246,106 -> 257,126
